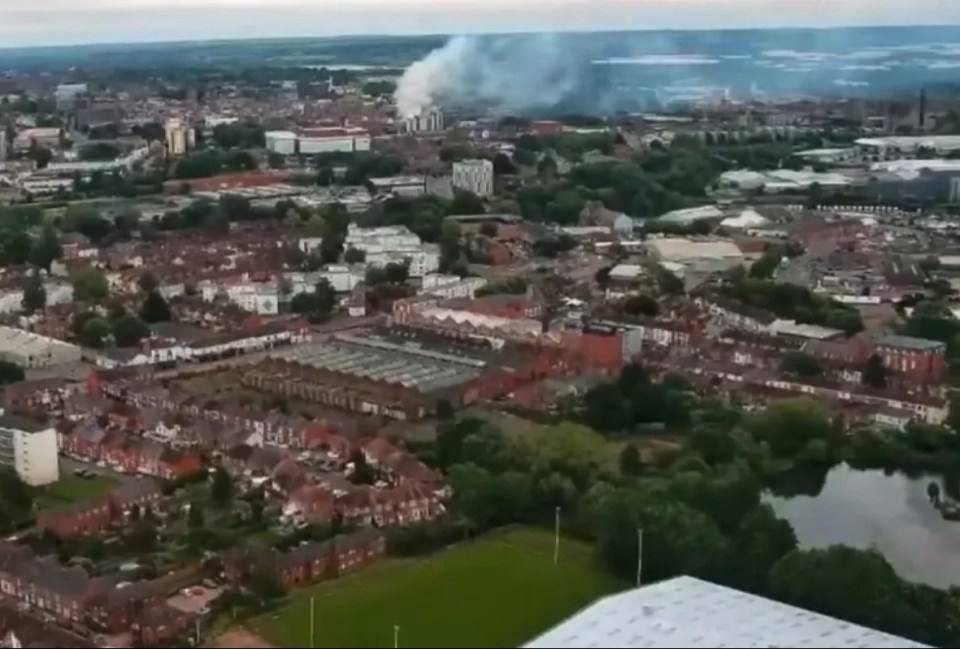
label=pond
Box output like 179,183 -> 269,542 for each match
764,463 -> 960,588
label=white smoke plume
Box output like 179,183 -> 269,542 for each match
394,33 -> 589,119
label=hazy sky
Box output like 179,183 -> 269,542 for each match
2,0 -> 960,47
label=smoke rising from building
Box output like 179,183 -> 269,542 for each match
394,29 -> 960,118
394,33 -> 594,119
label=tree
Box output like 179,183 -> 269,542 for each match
447,463 -> 498,529
139,291 -> 171,323
746,397 -> 839,458
78,142 -> 121,161
436,399 -> 455,421
138,272 -> 159,294
513,148 -> 537,167
219,195 -> 253,222
187,501 -> 205,529
174,150 -> 224,179
267,152 -> 285,169
343,247 -> 366,264
537,156 -> 558,180
61,205 -> 114,244
769,546 -> 906,638
656,267 -> 685,295
205,209 -> 231,234
805,182 -> 824,209
29,144 -> 53,169
210,468 -> 234,508
779,351 -> 822,378
622,294 -> 659,317
450,189 -> 485,216
27,224 -> 61,271
619,444 -> 644,476
863,353 -> 887,389
492,153 -> 516,175
248,568 -> 286,605
125,522 -> 157,553
350,448 -> 376,485
733,504 -> 797,591
21,273 -> 45,313
0,361 -> 23,385
70,267 -> 109,301
78,316 -> 111,348
289,279 -> 337,323
948,393 -> 960,434
112,314 -> 150,348
750,250 -> 782,279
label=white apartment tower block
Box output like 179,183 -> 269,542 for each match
165,119 -> 189,157
0,413 -> 59,486
452,158 -> 495,198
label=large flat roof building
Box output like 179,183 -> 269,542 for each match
524,576 -> 928,649
647,238 -> 744,264
0,326 -> 82,369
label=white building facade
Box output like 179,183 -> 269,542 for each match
0,414 -> 59,486
452,159 -> 494,198
265,131 -> 298,156
165,119 -> 189,157
297,128 -> 371,155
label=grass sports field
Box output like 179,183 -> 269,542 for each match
35,474 -> 118,510
251,527 -> 623,648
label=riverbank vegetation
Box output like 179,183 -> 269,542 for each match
395,364 -> 960,646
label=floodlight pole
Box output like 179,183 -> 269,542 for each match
554,506 -> 561,566
637,528 -> 643,588
310,596 -> 315,649
394,625 -> 400,649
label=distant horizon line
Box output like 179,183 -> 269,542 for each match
3,22 -> 960,53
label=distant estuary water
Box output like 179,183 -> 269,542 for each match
764,463 -> 960,588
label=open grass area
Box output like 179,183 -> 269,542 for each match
35,474 -> 118,510
251,527 -> 623,649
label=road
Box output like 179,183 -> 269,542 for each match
59,455 -> 147,485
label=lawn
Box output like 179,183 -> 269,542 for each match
35,474 -> 118,510
251,527 -> 623,649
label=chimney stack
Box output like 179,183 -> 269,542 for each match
919,88 -> 927,131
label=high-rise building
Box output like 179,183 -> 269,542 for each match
402,108 -> 445,134
452,158 -> 495,198
0,413 -> 59,486
0,133 -> 7,163
165,118 -> 188,157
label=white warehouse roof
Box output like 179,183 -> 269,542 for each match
657,205 -> 724,224
524,576 -> 928,649
647,238 -> 744,263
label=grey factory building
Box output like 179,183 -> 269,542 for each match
0,326 -> 83,369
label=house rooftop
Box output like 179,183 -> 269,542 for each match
0,412 -> 50,433
871,334 -> 946,352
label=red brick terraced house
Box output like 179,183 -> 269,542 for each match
0,544 -> 111,622
336,484 -> 444,528
37,480 -> 163,537
223,529 -> 385,587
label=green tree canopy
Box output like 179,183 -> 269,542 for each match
139,291 -> 172,323
70,267 -> 109,301
112,314 -> 151,348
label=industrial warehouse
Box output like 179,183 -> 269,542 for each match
0,326 -> 82,369
241,324 -> 570,420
